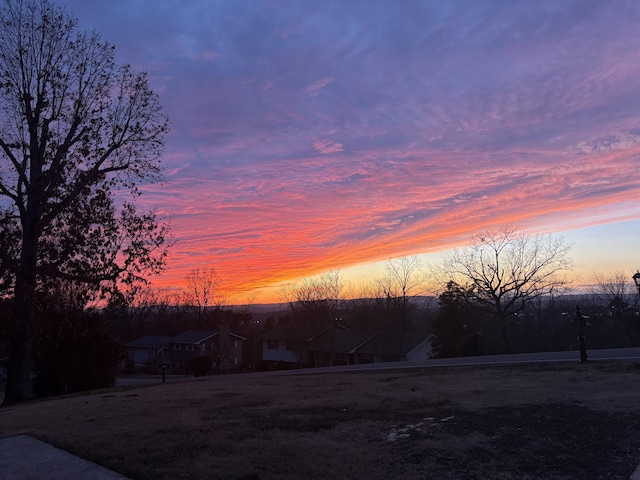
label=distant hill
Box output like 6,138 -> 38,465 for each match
236,296 -> 439,313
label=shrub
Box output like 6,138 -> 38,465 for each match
186,355 -> 212,377
33,311 -> 123,397
125,358 -> 135,374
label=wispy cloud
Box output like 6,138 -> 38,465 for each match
313,139 -> 343,154
61,0 -> 640,301
305,77 -> 334,97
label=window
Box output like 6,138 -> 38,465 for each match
186,345 -> 194,352
266,340 -> 278,350
173,344 -> 181,350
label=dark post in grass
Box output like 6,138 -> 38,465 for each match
160,363 -> 169,383
575,306 -> 589,364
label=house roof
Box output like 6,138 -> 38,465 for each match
125,335 -> 172,349
308,324 -> 379,354
170,329 -> 247,344
260,322 -> 433,357
170,330 -> 219,344
355,331 -> 435,356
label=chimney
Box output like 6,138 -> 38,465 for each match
218,322 -> 231,369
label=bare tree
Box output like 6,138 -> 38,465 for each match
282,270 -> 344,328
0,0 -> 169,404
103,286 -> 160,341
436,226 -> 573,351
368,255 -> 429,332
153,289 -> 189,337
383,256 -> 428,310
588,270 -> 638,346
589,271 -> 634,307
184,267 -> 225,328
280,269 -> 344,366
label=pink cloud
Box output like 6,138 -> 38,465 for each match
305,77 -> 334,97
313,139 -> 343,154
148,138 -> 640,303
59,0 -> 640,302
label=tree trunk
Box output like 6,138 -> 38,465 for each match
3,215 -> 40,406
3,337 -> 35,405
497,314 -> 511,354
3,273 -> 38,405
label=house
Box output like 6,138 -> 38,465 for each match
125,335 -> 172,366
259,325 -> 304,368
168,325 -> 246,371
258,323 -> 435,369
353,331 -> 435,363
126,326 -> 247,373
306,324 -> 379,367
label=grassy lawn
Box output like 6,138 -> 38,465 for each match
2,362 -> 640,479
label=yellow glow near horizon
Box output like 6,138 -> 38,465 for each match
150,220 -> 640,305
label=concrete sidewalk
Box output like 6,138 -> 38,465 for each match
0,435 -> 129,479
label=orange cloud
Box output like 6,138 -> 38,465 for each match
74,0 -> 640,304
146,139 -> 640,304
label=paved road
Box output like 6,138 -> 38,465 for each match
114,347 -> 640,386
260,347 -> 640,376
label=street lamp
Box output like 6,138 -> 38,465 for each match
633,272 -> 640,297
575,305 -> 588,364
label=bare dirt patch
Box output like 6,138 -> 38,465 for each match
2,361 -> 640,479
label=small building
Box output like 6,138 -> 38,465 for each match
307,324 -> 379,367
354,331 -> 435,363
258,323 -> 434,369
259,325 -> 305,368
168,326 -> 246,372
126,326 -> 247,373
125,335 -> 172,366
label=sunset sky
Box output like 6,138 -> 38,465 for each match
60,0 -> 640,303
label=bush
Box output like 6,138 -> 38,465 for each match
34,311 -> 123,397
186,355 -> 212,377
125,358 -> 135,374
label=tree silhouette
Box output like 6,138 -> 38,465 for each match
436,226 -> 572,352
431,281 -> 487,357
0,0 -> 169,404
184,267 -> 225,329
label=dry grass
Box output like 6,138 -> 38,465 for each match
2,361 -> 640,479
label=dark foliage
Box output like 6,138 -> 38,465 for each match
186,355 -> 213,377
431,281 -> 491,357
0,0 -> 169,404
33,311 -> 123,397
